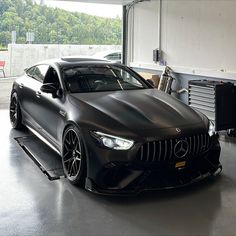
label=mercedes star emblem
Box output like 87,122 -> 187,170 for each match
176,128 -> 181,133
174,140 -> 189,158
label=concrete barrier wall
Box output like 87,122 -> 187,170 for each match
0,44 -> 121,77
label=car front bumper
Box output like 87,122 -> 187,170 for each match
84,134 -> 221,195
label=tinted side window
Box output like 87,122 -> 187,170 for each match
34,65 -> 49,83
26,66 -> 36,77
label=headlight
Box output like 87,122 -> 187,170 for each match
208,120 -> 215,136
92,131 -> 134,150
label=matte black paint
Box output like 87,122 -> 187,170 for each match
11,58 -> 221,194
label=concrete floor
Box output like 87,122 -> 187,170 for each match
0,78 -> 15,109
1,107 -> 236,235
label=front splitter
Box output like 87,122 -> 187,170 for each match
85,164 -> 222,196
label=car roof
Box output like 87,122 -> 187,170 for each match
35,57 -> 120,68
60,57 -> 108,65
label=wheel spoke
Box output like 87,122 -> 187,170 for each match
72,134 -> 77,145
74,161 -> 80,176
75,141 -> 81,153
64,142 -> 70,152
78,141 -> 82,154
70,160 -> 78,177
72,161 -> 77,175
65,137 -> 71,145
68,160 -> 74,177
64,156 -> 73,163
69,131 -> 74,144
75,150 -> 81,155
63,150 -> 70,157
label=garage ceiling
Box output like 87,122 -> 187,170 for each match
54,0 -> 133,5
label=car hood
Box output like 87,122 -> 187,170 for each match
69,89 -> 207,139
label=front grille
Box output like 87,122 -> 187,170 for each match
137,133 -> 210,163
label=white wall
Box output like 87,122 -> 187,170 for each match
129,0 -> 236,80
132,1 -> 159,64
0,44 -> 121,77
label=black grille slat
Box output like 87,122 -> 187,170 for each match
197,135 -> 200,155
146,142 -> 150,162
199,135 -> 202,154
201,135 -> 204,152
140,146 -> 144,161
164,140 -> 167,161
189,136 -> 192,156
137,133 -> 210,163
193,136 -> 196,156
158,141 -> 162,161
152,142 -> 156,162
169,139 -> 173,161
195,135 -> 198,155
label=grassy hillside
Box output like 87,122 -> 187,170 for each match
0,0 -> 122,46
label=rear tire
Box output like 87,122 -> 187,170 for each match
62,125 -> 87,187
9,92 -> 24,130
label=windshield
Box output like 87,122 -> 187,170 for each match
63,65 -> 149,93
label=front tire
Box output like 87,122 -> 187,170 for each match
9,92 -> 24,129
62,125 -> 87,187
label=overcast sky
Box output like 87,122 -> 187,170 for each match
40,1 -> 122,18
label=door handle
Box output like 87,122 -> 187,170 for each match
19,83 -> 24,89
36,91 -> 41,98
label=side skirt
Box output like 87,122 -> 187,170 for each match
26,125 -> 61,156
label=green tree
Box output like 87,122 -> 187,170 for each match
0,0 -> 122,46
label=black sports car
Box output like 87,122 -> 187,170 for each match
10,58 -> 222,195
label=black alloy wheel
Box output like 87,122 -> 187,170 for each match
62,126 -> 86,186
9,92 -> 24,129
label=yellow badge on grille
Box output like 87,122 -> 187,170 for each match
175,161 -> 186,168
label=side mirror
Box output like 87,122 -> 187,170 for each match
40,83 -> 58,95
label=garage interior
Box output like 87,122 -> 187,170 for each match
1,0 -> 236,235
